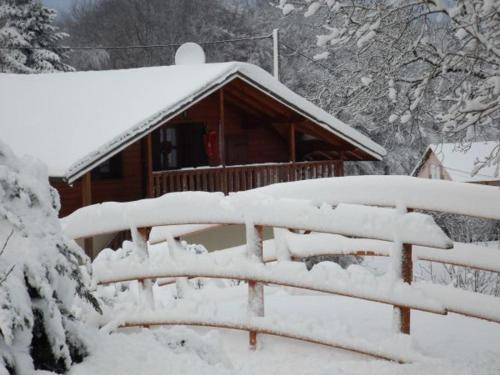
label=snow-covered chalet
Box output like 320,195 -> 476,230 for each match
0,58 -> 386,256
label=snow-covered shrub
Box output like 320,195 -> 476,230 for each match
0,141 -> 100,373
416,213 -> 500,296
304,254 -> 362,271
152,326 -> 231,368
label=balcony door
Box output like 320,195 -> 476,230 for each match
152,123 -> 208,171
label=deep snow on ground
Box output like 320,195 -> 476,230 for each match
67,284 -> 500,375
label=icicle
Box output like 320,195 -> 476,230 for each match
391,202 -> 407,282
130,225 -> 148,261
165,233 -> 191,299
130,226 -> 155,309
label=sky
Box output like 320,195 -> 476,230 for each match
43,0 -> 78,15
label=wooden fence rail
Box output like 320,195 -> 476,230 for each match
152,160 -> 340,196
122,317 -> 416,363
95,210 -> 450,356
62,176 -> 500,361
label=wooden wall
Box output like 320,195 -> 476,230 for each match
169,89 -> 289,166
51,140 -> 144,218
474,180 -> 500,187
52,87 -> 309,218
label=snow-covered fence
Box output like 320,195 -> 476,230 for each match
90,216 -> 447,363
61,176 -> 500,361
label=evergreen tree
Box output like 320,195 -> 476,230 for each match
0,140 -> 100,373
0,0 -> 73,73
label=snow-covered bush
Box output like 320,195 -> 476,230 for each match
416,213 -> 500,296
0,140 -> 100,373
304,254 -> 362,271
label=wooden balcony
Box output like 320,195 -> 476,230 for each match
152,160 -> 342,197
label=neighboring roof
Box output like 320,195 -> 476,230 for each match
412,141 -> 499,182
0,62 -> 385,183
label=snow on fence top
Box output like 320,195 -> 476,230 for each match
250,175 -> 500,220
62,191 -> 452,249
120,313 -> 422,363
0,62 -> 384,183
94,251 -> 446,314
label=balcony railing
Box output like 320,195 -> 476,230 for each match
152,160 -> 341,197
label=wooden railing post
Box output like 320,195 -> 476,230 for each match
145,133 -> 153,198
222,167 -> 228,194
246,224 -> 264,350
150,161 -> 339,196
288,123 -> 296,163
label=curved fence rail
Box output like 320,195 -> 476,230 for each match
63,176 -> 500,362
122,317 -> 416,363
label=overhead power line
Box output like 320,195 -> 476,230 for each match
0,31 -> 339,80
0,33 -> 272,51
440,164 -> 497,179
280,41 -> 337,77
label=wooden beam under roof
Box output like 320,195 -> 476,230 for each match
224,90 -> 276,120
225,89 -> 284,121
81,172 -> 93,257
226,79 -> 295,119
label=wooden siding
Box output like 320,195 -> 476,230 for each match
168,89 -> 290,166
52,140 -> 144,218
52,82 -> 359,219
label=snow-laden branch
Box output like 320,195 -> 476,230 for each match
279,0 -> 500,170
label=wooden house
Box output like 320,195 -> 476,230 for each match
1,61 -> 385,256
412,142 -> 499,186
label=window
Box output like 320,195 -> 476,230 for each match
152,123 -> 207,170
92,153 -> 123,180
430,164 -> 441,179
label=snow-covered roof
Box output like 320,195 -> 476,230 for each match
0,62 -> 386,183
413,141 -> 499,182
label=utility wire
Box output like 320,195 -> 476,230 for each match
0,33 -> 272,51
0,31 -> 340,81
280,41 -> 337,77
440,164 -> 497,179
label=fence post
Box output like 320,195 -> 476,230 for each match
132,227 -> 155,310
393,208 -> 413,335
246,224 -> 264,350
400,243 -> 413,334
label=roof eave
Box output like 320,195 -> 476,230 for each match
234,73 -> 386,161
411,146 -> 432,177
63,68 -> 385,183
63,71 -> 242,184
